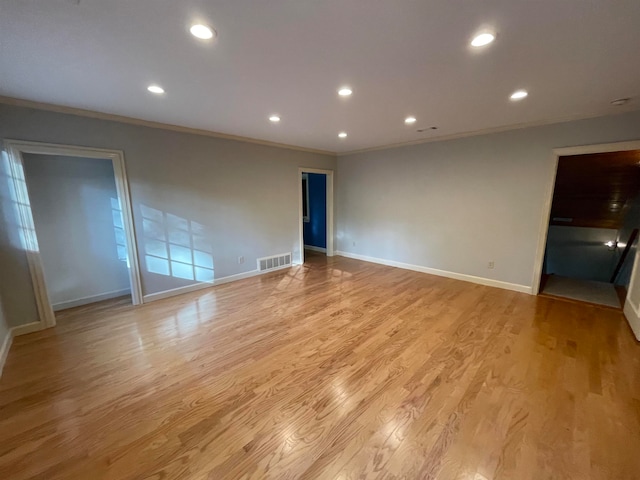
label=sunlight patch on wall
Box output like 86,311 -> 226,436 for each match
111,197 -> 130,267
0,151 -> 39,252
141,205 -> 214,282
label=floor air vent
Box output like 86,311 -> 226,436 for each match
257,253 -> 292,272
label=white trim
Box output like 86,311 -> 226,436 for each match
336,251 -> 532,294
531,140 -> 640,295
3,140 -> 144,334
0,96 -> 335,157
298,168 -> 334,264
11,321 -> 44,336
622,239 -> 640,341
301,173 -> 310,223
144,281 -> 216,303
143,266 -> 291,303
52,289 -> 131,312
338,109 -> 640,156
3,95 -> 638,158
304,245 -> 327,253
623,299 -> 640,341
0,328 -> 13,378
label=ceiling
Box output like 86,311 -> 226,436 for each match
1,0 -> 639,154
551,151 -> 640,229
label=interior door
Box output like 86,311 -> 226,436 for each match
623,249 -> 640,340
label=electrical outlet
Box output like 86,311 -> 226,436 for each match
238,256 -> 244,264
488,261 -> 495,269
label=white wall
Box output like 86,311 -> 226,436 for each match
0,103 -> 336,328
337,110 -> 640,291
22,154 -> 131,309
545,226 -> 618,282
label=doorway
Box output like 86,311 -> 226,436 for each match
538,149 -> 640,308
532,141 -> 640,332
3,140 -> 142,334
298,168 -> 334,264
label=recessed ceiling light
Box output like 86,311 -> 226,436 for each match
510,89 -> 528,101
147,85 -> 165,94
190,24 -> 215,40
269,115 -> 281,122
338,132 -> 347,138
338,87 -> 352,97
405,116 -> 417,124
471,32 -> 495,47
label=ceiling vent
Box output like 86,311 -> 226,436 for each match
610,98 -> 631,106
257,253 -> 292,272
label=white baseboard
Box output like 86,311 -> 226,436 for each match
336,251 -> 532,294
12,321 -> 45,336
143,281 -> 217,303
0,327 -> 13,378
304,245 -> 327,253
623,299 -> 640,341
52,288 -> 132,311
143,266 -> 291,303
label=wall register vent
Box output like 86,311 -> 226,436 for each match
257,253 -> 292,272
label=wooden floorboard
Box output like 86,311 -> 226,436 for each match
1,255 -> 639,479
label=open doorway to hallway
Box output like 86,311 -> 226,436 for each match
302,171 -> 327,261
299,167 -> 333,264
302,172 -> 327,259
539,149 -> 640,308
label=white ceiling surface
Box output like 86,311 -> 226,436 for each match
1,0 -> 639,153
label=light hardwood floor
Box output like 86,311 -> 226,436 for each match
1,254 -> 639,479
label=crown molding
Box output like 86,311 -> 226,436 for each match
2,95 -> 638,158
337,107 -> 640,156
0,96 -> 336,157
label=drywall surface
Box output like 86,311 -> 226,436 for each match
22,154 -> 131,308
303,173 -> 327,248
545,226 -> 618,282
0,103 -> 336,327
337,110 -> 640,289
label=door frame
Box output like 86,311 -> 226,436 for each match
4,140 -> 143,335
298,167 -> 334,264
531,139 -> 640,296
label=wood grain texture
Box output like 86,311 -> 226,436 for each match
551,150 -> 640,229
1,253 -> 640,479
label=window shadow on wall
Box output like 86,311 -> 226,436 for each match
110,197 -> 130,267
141,205 -> 214,282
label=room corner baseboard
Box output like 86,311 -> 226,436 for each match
52,289 -> 132,312
335,251 -> 532,294
0,328 -> 14,378
304,245 -> 327,253
143,267 -> 290,303
12,321 -> 46,337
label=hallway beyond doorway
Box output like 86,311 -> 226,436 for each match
540,274 -> 622,308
